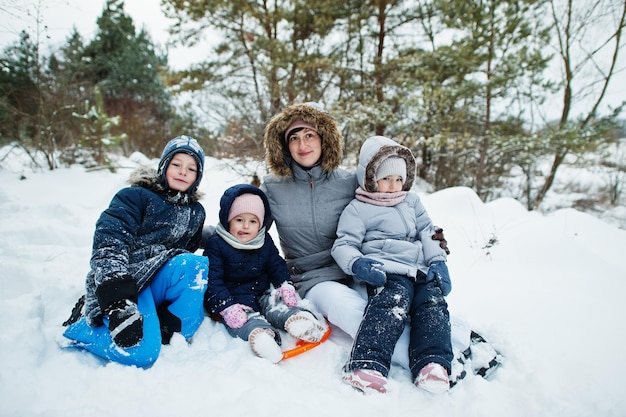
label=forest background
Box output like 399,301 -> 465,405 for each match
1,0 -> 625,218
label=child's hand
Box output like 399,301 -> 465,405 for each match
275,282 -> 299,307
427,261 -> 451,296
352,257 -> 387,287
432,227 -> 450,255
220,304 -> 252,329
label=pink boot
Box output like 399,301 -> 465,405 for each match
415,362 -> 450,394
342,369 -> 388,394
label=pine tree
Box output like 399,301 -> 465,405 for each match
81,0 -> 173,156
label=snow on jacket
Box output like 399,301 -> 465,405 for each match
84,167 -> 206,326
331,136 -> 447,279
261,103 -> 358,296
203,184 -> 292,314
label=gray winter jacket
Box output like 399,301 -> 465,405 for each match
262,164 -> 357,296
261,103 -> 358,296
331,136 -> 446,279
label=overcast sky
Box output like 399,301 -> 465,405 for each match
0,0 -> 206,69
1,0 -> 624,118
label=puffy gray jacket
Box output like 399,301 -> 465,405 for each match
331,136 -> 446,279
262,164 -> 357,296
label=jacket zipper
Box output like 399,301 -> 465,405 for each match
393,205 -> 411,240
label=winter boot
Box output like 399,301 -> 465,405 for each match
449,351 -> 468,388
156,302 -> 182,345
62,295 -> 85,327
284,311 -> 325,343
342,369 -> 388,394
415,362 -> 450,394
469,331 -> 501,378
249,328 -> 283,363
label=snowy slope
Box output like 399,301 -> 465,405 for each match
1,153 -> 625,417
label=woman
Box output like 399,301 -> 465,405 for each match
261,102 -> 499,383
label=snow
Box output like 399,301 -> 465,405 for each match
1,150 -> 625,417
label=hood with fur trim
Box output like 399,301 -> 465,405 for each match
129,166 -> 203,204
357,136 -> 416,192
264,103 -> 343,177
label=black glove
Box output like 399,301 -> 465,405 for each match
96,277 -> 143,348
352,257 -> 387,287
432,227 -> 450,255
107,299 -> 144,348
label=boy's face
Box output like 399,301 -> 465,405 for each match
376,174 -> 404,193
165,153 -> 198,192
229,213 -> 261,243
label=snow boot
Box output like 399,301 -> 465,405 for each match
62,295 -> 85,327
468,331 -> 501,379
284,311 -> 325,343
249,328 -> 283,363
449,352 -> 468,388
342,369 -> 388,394
415,362 -> 450,394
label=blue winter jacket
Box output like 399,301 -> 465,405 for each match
84,167 -> 205,326
203,184 -> 292,315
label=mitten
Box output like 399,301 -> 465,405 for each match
427,261 -> 452,296
351,257 -> 387,287
220,304 -> 252,329
95,276 -> 143,348
107,299 -> 144,348
432,227 -> 451,255
275,282 -> 299,307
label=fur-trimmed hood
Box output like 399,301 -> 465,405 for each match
128,166 -> 203,204
264,102 -> 343,177
357,136 -> 416,192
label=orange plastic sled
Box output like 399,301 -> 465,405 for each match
281,324 -> 331,360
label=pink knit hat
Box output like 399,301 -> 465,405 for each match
228,194 -> 265,227
284,120 -> 318,142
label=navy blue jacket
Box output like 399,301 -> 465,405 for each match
203,184 -> 291,314
84,167 -> 205,326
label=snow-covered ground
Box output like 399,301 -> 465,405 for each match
1,150 -> 625,417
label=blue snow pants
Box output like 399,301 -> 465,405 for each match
63,253 -> 208,368
344,273 -> 453,381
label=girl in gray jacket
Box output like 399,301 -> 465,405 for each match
332,136 -> 453,394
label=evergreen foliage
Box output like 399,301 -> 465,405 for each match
0,0 -> 624,212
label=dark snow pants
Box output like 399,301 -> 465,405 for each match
344,273 -> 453,381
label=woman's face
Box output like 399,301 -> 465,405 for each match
287,128 -> 322,168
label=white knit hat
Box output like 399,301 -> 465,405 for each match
376,157 -> 406,183
228,194 -> 265,227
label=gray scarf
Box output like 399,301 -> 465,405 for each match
215,222 -> 265,250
